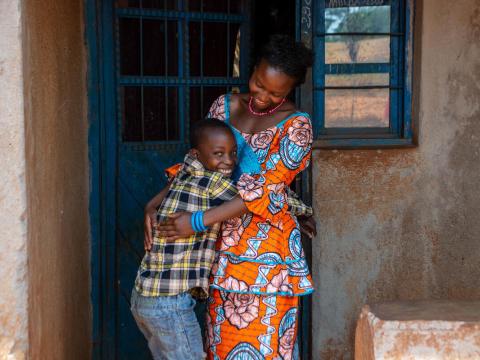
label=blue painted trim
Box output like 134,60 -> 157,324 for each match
314,137 -> 415,149
225,93 -> 231,120
119,76 -> 248,86
101,0 -> 118,358
210,285 -> 315,297
85,0 -> 102,357
319,127 -> 394,136
177,14 -> 186,142
390,0 -> 400,135
86,0 -> 119,357
319,31 -> 404,36
313,0 -> 325,138
119,142 -> 190,152
403,0 -> 414,139
116,8 -> 247,22
322,63 -> 390,75
239,1 -> 251,84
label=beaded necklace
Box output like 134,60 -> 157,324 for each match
248,96 -> 286,117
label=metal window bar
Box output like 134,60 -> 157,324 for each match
315,85 -> 402,90
316,32 -> 404,36
140,7 -> 145,141
176,0 -> 184,141
164,1 -> 169,140
117,8 -> 247,22
389,0 -> 402,134
227,21 -> 231,78
199,0 -> 204,118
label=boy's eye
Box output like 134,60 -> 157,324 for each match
214,152 -> 223,156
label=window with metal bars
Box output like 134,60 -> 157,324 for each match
313,0 -> 415,148
116,0 -> 250,144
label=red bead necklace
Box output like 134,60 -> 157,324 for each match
248,96 -> 286,117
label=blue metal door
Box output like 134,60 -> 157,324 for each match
91,1 -> 251,358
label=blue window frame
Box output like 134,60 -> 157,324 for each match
312,0 -> 415,148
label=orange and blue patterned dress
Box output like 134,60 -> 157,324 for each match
206,94 -> 314,360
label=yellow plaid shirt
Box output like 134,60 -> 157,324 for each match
135,154 -> 238,298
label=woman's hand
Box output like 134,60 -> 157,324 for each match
157,212 -> 194,241
144,206 -> 158,251
298,215 -> 317,239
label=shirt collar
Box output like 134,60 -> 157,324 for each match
182,153 -> 206,176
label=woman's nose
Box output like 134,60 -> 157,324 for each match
258,93 -> 269,103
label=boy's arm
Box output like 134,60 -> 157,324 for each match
285,187 -> 313,217
209,176 -> 239,205
144,161 -> 181,250
144,182 -> 172,251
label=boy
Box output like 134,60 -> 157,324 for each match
131,118 -> 237,360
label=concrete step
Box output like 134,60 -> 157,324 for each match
355,301 -> 480,359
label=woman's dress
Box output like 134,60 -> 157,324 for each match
206,94 -> 314,360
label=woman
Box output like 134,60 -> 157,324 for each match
152,35 -> 314,359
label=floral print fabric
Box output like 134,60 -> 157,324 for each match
207,289 -> 299,360
206,95 -> 314,359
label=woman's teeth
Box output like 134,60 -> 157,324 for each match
255,98 -> 267,106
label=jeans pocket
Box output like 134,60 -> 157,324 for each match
174,292 -> 195,310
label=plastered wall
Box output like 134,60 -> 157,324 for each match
23,0 -> 91,358
0,1 -> 28,358
311,0 -> 480,358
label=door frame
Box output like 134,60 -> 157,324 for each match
86,0 -> 314,358
86,0 -> 118,358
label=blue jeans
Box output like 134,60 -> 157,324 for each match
131,289 -> 206,360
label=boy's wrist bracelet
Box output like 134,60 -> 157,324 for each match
191,212 -> 200,232
198,211 -> 207,231
191,211 -> 207,232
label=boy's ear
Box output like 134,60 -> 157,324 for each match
189,148 -> 199,158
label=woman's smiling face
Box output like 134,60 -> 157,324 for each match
248,59 -> 296,111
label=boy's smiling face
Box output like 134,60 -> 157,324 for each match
191,129 -> 237,178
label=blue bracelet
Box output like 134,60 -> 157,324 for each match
191,211 -> 207,232
197,211 -> 207,231
194,211 -> 201,232
190,212 -> 198,232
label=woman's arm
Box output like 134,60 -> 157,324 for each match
144,182 -> 171,250
157,196 -> 248,241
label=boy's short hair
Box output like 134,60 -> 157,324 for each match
190,118 -> 235,149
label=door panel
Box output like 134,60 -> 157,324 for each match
108,1 -> 251,358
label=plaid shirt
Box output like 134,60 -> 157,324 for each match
135,154 -> 238,298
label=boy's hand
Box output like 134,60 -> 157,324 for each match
157,212 -> 194,241
298,215 -> 317,239
144,207 -> 157,251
